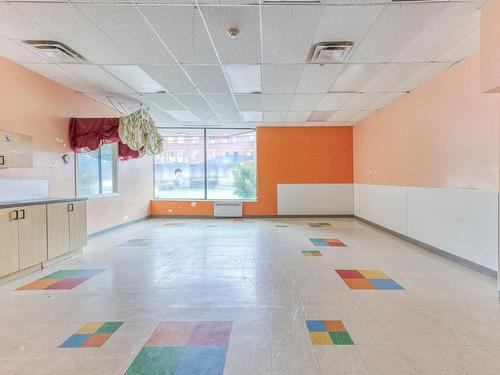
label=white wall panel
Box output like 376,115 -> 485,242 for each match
277,183 -> 353,215
356,184 -> 408,234
354,183 -> 499,272
407,187 -> 498,271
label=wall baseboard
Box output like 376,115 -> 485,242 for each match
151,214 -> 354,219
355,216 -> 497,278
88,216 -> 151,238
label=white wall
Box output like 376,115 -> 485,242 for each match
354,184 -> 499,271
277,183 -> 353,215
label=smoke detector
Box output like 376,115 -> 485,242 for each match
23,40 -> 85,63
309,42 -> 354,64
227,27 -> 240,39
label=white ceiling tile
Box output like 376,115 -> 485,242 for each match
264,112 -> 287,123
330,110 -> 357,122
200,6 -> 260,64
103,65 -> 165,93
16,3 -> 135,65
235,94 -> 263,111
296,64 -> 344,93
308,111 -> 335,122
362,63 -> 426,92
175,94 -> 214,113
329,63 -> 383,92
349,2 -> 446,63
341,92 -> 383,110
241,111 -> 262,122
82,93 -> 116,110
183,65 -> 230,94
219,111 -> 242,122
290,94 -> 324,111
23,63 -> 96,92
321,0 -> 389,4
263,94 -> 293,111
437,29 -> 480,62
262,64 -> 303,94
75,4 -> 175,64
225,64 -> 261,93
262,5 -> 323,63
395,62 -> 452,92
0,3 -> 54,40
0,37 -> 47,63
367,92 -> 405,110
393,2 -> 480,63
132,93 -> 185,111
286,111 -> 311,123
140,64 -> 196,94
316,92 -> 354,110
351,110 -> 374,123
205,95 -> 237,112
313,4 -> 384,44
59,64 -> 133,93
139,5 -> 217,64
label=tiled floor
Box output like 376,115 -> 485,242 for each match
0,217 -> 499,374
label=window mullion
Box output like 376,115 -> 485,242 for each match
204,128 -> 207,200
98,147 -> 103,194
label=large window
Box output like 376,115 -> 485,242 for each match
154,128 -> 256,200
76,143 -> 118,197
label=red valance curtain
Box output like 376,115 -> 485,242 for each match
69,118 -> 143,160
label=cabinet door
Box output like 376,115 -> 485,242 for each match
18,205 -> 48,269
47,203 -> 70,259
69,201 -> 87,251
0,130 -> 33,168
0,208 -> 19,277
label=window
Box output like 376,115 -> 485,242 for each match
76,143 -> 117,197
154,128 -> 256,200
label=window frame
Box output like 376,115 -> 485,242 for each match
75,143 -> 119,198
153,127 -> 257,202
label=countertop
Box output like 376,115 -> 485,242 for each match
0,197 -> 87,209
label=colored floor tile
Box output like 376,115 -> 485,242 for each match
44,278 -> 88,290
306,320 -> 354,345
335,269 -> 405,290
16,278 -> 62,290
302,250 -> 322,256
309,238 -> 346,247
126,321 -> 232,375
17,269 -> 103,291
60,322 -> 123,348
308,223 -> 332,228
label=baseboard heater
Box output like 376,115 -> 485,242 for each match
214,201 -> 243,218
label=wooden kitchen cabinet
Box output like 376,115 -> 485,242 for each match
18,205 -> 48,269
0,130 -> 33,169
69,200 -> 87,251
0,208 -> 20,278
47,202 -> 71,259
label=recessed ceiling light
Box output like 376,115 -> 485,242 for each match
225,65 -> 262,94
166,111 -> 200,122
104,65 -> 164,93
240,111 -> 263,122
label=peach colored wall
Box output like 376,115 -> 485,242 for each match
151,126 -> 353,216
0,57 -> 152,234
354,52 -> 500,191
481,0 -> 500,93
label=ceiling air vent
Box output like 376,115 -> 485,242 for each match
309,42 -> 353,64
23,40 -> 85,63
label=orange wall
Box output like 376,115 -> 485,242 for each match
354,52 -> 500,191
481,0 -> 500,93
151,126 -> 353,216
0,57 -> 153,234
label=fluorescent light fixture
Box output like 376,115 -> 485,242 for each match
240,111 -> 263,122
225,65 -> 261,94
104,65 -> 165,93
166,111 -> 200,122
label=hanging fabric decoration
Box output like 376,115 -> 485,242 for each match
118,107 -> 163,155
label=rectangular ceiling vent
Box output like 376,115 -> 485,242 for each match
309,42 -> 353,64
23,40 -> 85,62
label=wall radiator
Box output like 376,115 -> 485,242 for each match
214,202 -> 243,218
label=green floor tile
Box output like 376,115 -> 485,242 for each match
125,347 -> 184,375
96,322 -> 123,334
329,331 -> 354,345
42,270 -> 79,279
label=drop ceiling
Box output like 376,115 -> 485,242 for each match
0,0 -> 486,128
